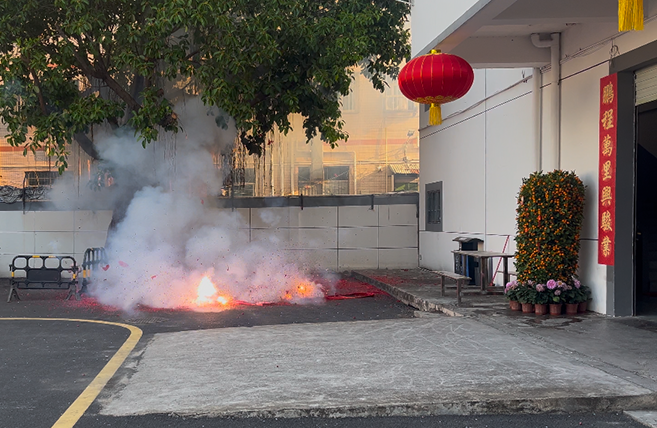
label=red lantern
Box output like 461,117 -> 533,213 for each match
398,50 -> 474,126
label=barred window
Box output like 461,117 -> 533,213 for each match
426,181 -> 443,232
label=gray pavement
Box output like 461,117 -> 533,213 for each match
98,316 -> 656,418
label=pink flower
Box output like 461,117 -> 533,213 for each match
554,289 -> 561,296
574,279 -> 581,289
547,279 -> 557,290
536,284 -> 546,292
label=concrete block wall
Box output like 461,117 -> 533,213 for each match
0,210 -> 112,277
247,203 -> 418,271
0,195 -> 419,276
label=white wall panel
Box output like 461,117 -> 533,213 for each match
378,204 -> 417,226
379,248 -> 418,269
338,249 -> 378,270
338,227 -> 378,249
339,206 -> 378,227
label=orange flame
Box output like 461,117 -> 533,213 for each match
195,276 -> 217,306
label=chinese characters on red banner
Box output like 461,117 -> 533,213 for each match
598,74 -> 617,265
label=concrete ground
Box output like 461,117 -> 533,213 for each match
3,270 -> 657,427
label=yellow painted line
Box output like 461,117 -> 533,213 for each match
0,318 -> 142,428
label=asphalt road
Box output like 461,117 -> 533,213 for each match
0,319 -> 130,428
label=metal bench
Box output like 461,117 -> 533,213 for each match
81,247 -> 107,294
434,271 -> 472,306
7,255 -> 79,302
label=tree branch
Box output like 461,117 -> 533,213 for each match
74,131 -> 99,160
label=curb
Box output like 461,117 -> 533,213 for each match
625,410 -> 657,428
175,393 -> 657,419
350,271 -> 465,317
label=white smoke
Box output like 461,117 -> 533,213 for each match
83,97 -> 323,311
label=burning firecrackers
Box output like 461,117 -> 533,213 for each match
189,275 -> 325,311
194,276 -> 231,307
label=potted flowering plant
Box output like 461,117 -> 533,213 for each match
516,282 -> 536,313
505,280 -> 522,311
546,279 -> 565,315
572,279 -> 591,312
532,283 -> 550,315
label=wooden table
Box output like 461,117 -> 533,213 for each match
451,250 -> 515,292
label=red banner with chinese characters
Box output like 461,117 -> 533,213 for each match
598,74 -> 618,265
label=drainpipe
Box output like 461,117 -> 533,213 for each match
531,33 -> 561,171
533,67 -> 542,172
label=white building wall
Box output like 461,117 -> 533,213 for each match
419,68 -> 534,284
416,13 -> 657,314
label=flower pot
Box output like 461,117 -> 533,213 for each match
549,303 -> 563,316
578,300 -> 588,313
534,303 -> 548,315
509,300 -> 522,311
521,303 -> 534,313
565,303 -> 579,315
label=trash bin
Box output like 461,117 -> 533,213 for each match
453,237 -> 483,286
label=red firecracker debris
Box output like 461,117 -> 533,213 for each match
325,292 -> 376,300
118,261 -> 129,268
102,265 -> 110,271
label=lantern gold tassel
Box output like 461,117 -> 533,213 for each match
619,0 -> 644,31
429,103 -> 442,126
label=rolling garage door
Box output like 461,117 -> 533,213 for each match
636,64 -> 657,105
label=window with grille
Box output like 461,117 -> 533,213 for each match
341,89 -> 356,112
324,166 -> 349,195
24,171 -> 58,187
426,181 -> 443,232
232,168 -> 255,196
385,81 -> 414,111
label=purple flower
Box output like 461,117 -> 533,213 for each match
536,284 -> 546,292
574,279 -> 581,289
547,279 -> 557,290
554,289 -> 561,296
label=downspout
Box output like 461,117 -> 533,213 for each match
551,33 -> 561,170
533,67 -> 542,172
531,33 -> 561,171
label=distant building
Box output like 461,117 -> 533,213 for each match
230,68 -> 419,197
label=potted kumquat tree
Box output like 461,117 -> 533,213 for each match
514,170 -> 586,316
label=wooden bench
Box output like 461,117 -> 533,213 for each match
434,271 -> 471,306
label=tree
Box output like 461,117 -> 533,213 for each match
515,170 -> 586,285
0,0 -> 410,170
